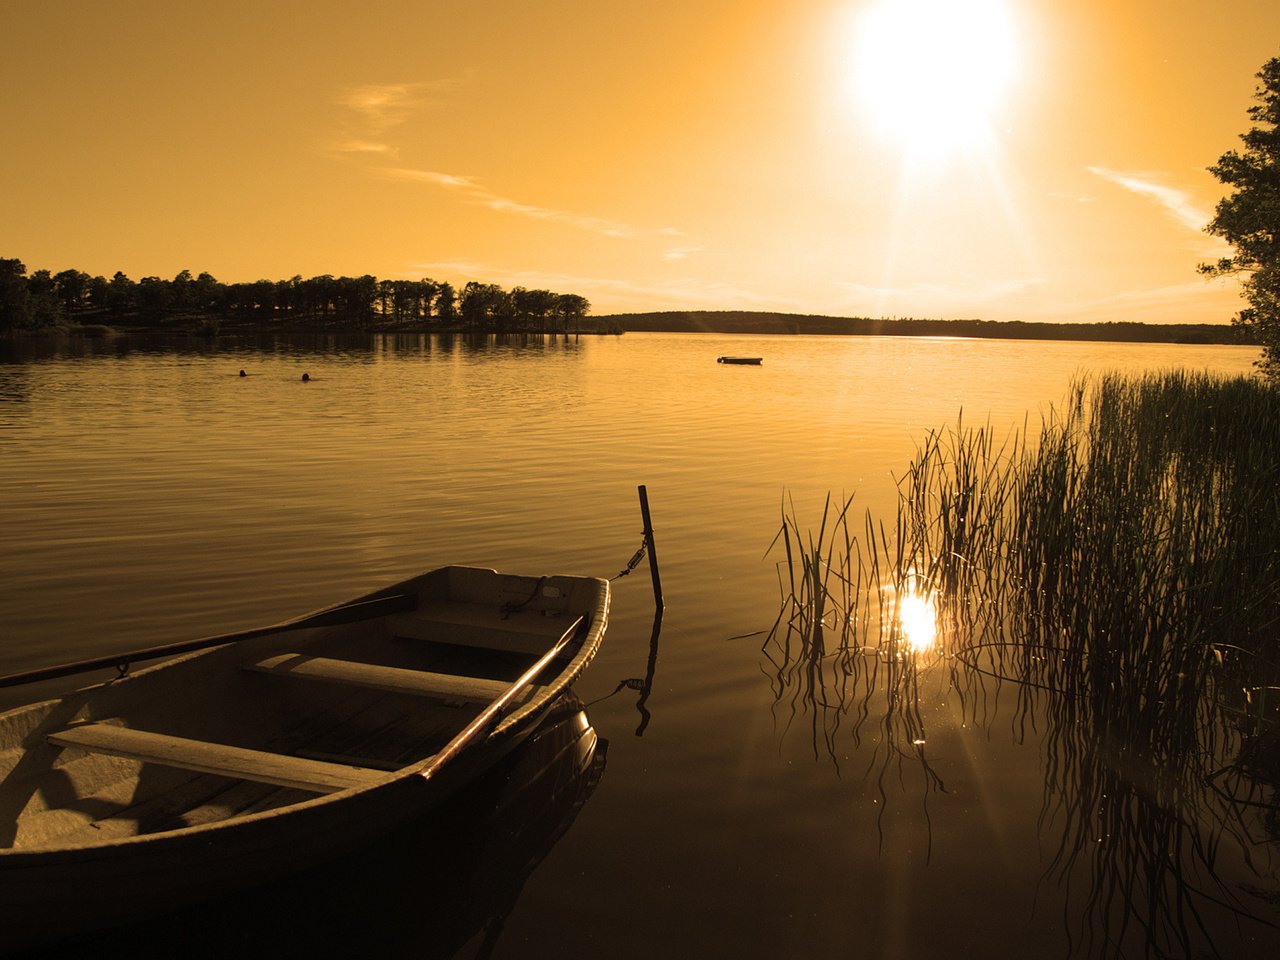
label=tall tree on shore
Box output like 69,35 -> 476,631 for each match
170,269 -> 194,312
460,281 -> 504,329
555,293 -> 590,330
53,269 -> 89,317
106,271 -> 137,318
136,276 -> 173,322
0,259 -> 30,330
194,272 -> 221,312
1202,56 -> 1280,379
435,281 -> 457,322
86,274 -> 109,311
27,270 -> 62,326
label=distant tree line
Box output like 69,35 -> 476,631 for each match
0,258 -> 590,334
603,311 -> 1256,345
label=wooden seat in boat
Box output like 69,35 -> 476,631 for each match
48,723 -> 386,794
246,653 -> 540,703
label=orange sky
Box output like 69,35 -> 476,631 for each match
3,0 -> 1278,323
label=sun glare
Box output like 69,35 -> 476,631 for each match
851,0 -> 1017,153
897,585 -> 938,653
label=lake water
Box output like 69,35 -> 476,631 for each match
0,331 -> 1275,958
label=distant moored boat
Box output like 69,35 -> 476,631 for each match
717,356 -> 763,365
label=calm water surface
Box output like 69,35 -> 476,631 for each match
1,332 -> 1275,958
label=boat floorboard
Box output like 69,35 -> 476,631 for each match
167,779 -> 310,832
20,689 -> 462,848
40,776 -> 297,846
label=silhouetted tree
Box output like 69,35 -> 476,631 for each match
53,269 -> 89,317
170,269 -> 194,311
0,259 -> 30,330
379,279 -> 423,325
491,286 -> 516,332
86,274 -> 109,312
509,286 -> 549,331
193,272 -> 221,312
106,271 -> 137,318
1203,56 -> 1280,379
416,278 -> 438,322
554,293 -> 590,330
248,280 -> 276,318
460,281 -> 504,329
27,270 -> 62,326
375,279 -> 394,320
435,281 -> 457,322
331,274 -> 376,325
1,257 -> 590,334
136,276 -> 173,322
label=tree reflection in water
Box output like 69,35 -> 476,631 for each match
760,375 -> 1280,958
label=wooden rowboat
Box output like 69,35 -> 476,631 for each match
31,695 -> 608,957
716,356 -> 763,365
0,565 -> 609,946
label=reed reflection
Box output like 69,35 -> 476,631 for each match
763,496 -> 946,808
761,373 -> 1280,957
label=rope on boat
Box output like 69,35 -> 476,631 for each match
499,576 -> 547,618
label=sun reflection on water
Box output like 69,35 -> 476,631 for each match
896,578 -> 938,654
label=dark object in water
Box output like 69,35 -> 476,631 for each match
717,356 -> 763,365
0,565 -> 609,949
301,372 -> 310,382
239,370 -> 247,377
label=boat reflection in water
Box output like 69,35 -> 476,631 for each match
760,500 -> 1280,958
24,696 -> 606,960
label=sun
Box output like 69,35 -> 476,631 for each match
851,0 -> 1018,154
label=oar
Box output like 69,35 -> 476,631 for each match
418,613 -> 586,779
0,591 -> 418,690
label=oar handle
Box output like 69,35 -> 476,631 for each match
0,592 -> 418,690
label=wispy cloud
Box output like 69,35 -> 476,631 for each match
338,80 -> 457,130
330,79 -> 687,245
663,245 -> 705,261
381,166 -> 683,240
334,139 -> 397,155
1087,166 -> 1211,233
381,168 -> 478,190
330,80 -> 461,157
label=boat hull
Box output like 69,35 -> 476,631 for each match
0,565 -> 609,947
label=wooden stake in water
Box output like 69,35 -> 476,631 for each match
638,484 -> 664,611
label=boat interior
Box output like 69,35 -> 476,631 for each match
0,568 -> 604,851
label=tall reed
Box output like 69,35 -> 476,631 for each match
761,371 -> 1280,957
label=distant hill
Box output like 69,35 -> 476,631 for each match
595,311 -> 1254,345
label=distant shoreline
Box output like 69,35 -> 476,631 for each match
4,310 -> 1254,347
595,311 -> 1254,346
2,317 -> 624,338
